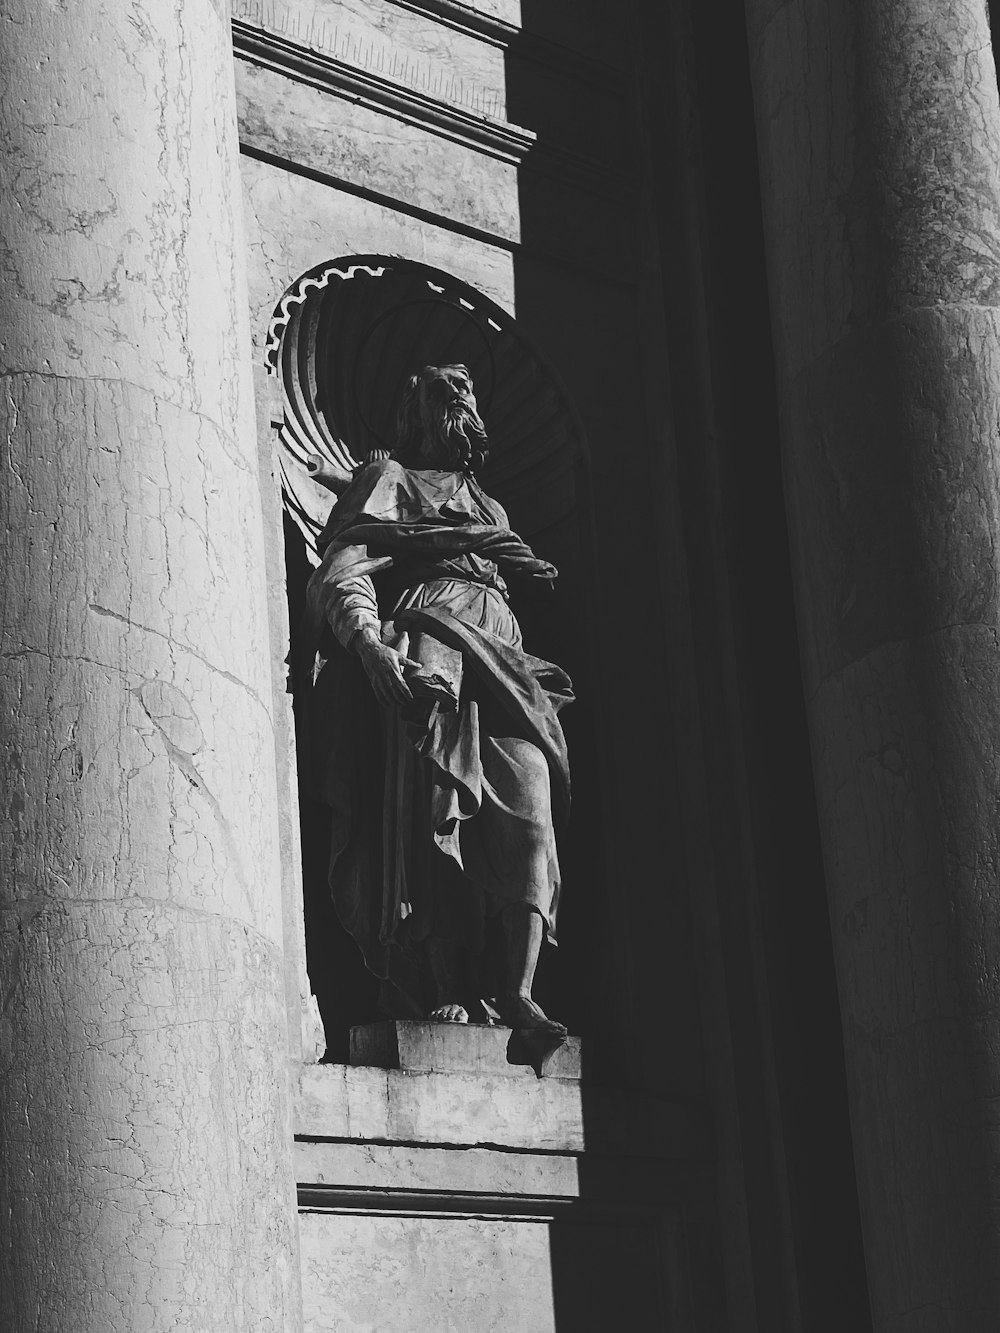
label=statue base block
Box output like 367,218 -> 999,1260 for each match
350,1019 -> 582,1080
295,1060 -> 707,1331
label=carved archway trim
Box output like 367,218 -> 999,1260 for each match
267,256 -> 584,559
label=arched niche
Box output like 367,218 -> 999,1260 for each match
268,256 -> 606,1059
268,254 -> 585,555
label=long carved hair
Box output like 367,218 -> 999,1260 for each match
393,364 -> 489,474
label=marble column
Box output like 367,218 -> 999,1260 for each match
744,1 -> 1000,1329
0,4 -> 301,1331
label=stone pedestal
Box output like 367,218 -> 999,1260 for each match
295,1063 -> 706,1331
351,1019 -> 583,1080
0,3 -> 300,1330
746,0 -> 1000,1326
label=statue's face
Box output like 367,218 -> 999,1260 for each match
414,365 -> 486,469
418,365 -> 477,436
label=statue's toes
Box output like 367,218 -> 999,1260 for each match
502,996 -> 567,1036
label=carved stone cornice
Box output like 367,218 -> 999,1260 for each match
231,19 -> 535,165
233,18 -> 634,200
382,0 -> 515,49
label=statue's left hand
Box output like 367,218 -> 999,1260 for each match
355,628 -> 421,707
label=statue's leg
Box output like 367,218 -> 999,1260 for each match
426,935 -> 468,1024
500,904 -> 567,1036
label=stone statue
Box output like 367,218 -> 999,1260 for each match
300,364 -> 572,1035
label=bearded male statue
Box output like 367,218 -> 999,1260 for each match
300,364 -> 572,1036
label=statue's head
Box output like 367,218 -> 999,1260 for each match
394,364 -> 489,473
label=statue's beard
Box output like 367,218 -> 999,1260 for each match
421,400 -> 488,471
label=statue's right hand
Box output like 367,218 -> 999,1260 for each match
355,629 -> 421,707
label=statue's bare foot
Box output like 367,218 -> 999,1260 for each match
428,1003 -> 469,1024
500,994 -> 567,1037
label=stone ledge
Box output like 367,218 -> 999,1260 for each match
296,1064 -> 711,1158
350,1020 -> 582,1079
296,1139 -> 581,1197
294,1139 -> 678,1201
232,21 -> 533,164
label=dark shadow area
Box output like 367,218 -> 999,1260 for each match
505,0 -> 872,1328
670,2 -> 873,1328
546,1212 -> 675,1331
642,1 -> 871,1329
285,512 -> 380,1062
989,0 -> 1000,88
503,5 -> 722,1325
503,11 -> 704,1107
546,1157 -> 732,1331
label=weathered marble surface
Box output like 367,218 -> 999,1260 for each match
295,1133 -> 679,1332
746,0 -> 1000,1327
350,1020 -> 583,1079
300,1213 -> 558,1333
241,153 -> 516,346
301,1063 -> 587,1151
236,60 -> 522,242
294,1074 -> 688,1331
748,0 -> 1000,378
232,0 -> 509,119
296,1064 -> 708,1157
298,1207 -> 673,1332
236,68 -> 630,283
294,1138 -> 676,1202
297,1140 -> 583,1196
0,3 -> 299,1329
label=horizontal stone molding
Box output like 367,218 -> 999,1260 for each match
232,19 -> 533,163
296,1064 -> 711,1159
383,0 -> 524,49
294,1137 -> 681,1225
297,1185 -> 670,1227
237,142 -> 637,291
294,1130 -> 696,1326
232,19 -> 634,199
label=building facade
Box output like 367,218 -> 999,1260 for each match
2,1 -> 998,1329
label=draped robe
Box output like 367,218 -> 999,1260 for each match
299,459 -> 573,1006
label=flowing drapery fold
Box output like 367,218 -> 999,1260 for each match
298,461 -> 572,1006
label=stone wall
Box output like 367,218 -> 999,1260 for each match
232,0 -> 701,1094
230,1 -> 722,1326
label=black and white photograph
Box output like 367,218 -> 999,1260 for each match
1,1 -> 995,1329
